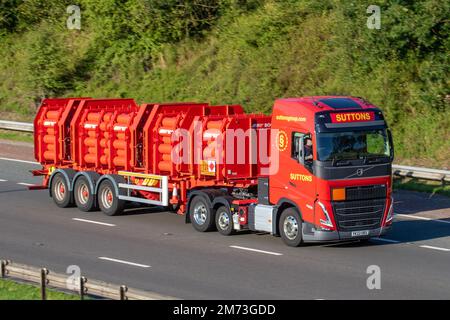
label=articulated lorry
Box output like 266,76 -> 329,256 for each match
32,96 -> 394,246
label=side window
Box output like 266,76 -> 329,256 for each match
292,132 -> 303,160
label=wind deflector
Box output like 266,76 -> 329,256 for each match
317,98 -> 362,109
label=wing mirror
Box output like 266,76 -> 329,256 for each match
387,129 -> 394,161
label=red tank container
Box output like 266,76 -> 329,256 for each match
34,98 -> 271,213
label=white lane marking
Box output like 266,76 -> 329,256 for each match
17,182 -> 34,186
397,214 -> 430,221
0,179 -> 7,182
0,157 -> 39,165
98,257 -> 151,268
419,245 -> 450,252
230,245 -> 283,256
372,237 -> 400,243
397,214 -> 450,225
72,218 -> 116,227
435,220 -> 450,225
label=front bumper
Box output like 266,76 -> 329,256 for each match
302,225 -> 392,243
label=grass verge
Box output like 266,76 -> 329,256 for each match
0,278 -> 81,300
394,178 -> 450,197
0,129 -> 33,143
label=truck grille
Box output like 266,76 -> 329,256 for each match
346,184 -> 386,200
333,185 -> 386,232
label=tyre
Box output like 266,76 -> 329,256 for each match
215,206 -> 235,236
189,196 -> 215,232
98,179 -> 124,216
51,173 -> 72,208
74,176 -> 96,212
279,207 -> 303,247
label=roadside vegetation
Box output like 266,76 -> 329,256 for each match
394,178 -> 450,197
0,0 -> 448,167
0,129 -> 33,143
0,278 -> 80,300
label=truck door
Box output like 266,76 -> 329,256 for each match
270,129 -> 316,223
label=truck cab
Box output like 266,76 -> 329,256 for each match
252,96 -> 395,246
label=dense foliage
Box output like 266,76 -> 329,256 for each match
0,0 -> 448,166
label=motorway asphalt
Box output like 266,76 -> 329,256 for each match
0,141 -> 449,299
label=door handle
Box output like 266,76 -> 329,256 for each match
289,181 -> 297,188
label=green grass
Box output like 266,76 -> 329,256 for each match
0,278 -> 81,300
0,129 -> 33,143
394,178 -> 450,197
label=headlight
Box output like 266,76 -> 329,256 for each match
317,201 -> 334,228
385,197 -> 395,224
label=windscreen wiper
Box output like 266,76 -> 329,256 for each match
331,157 -> 352,167
361,154 -> 385,164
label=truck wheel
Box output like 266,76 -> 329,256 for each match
189,196 -> 215,232
74,176 -> 96,212
51,173 -> 72,208
215,206 -> 235,236
98,179 -> 124,216
279,208 -> 303,247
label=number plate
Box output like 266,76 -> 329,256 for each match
351,230 -> 369,237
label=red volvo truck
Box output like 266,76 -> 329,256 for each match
32,96 -> 394,246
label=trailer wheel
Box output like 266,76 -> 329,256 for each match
98,179 -> 124,216
215,206 -> 235,236
279,208 -> 303,247
51,173 -> 72,208
189,196 -> 215,232
74,176 -> 96,212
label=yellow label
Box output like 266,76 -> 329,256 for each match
276,130 -> 288,152
275,115 -> 307,122
142,178 -> 159,187
200,160 -> 216,176
47,166 -> 56,175
290,173 -> 313,182
335,112 -> 372,122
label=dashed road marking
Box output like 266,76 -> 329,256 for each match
72,218 -> 116,227
0,157 -> 39,165
0,179 -> 7,182
419,245 -> 450,252
230,245 -> 283,256
98,257 -> 151,268
17,182 -> 34,186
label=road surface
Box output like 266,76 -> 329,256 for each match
0,139 -> 449,299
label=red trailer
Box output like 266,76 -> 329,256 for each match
33,96 -> 395,246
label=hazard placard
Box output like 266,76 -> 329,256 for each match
201,160 -> 216,176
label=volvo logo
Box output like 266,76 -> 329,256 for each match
344,165 -> 376,179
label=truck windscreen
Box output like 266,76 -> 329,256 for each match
316,129 -> 390,161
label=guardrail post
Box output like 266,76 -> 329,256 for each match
119,285 -> 128,300
40,268 -> 48,300
79,276 -> 87,300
